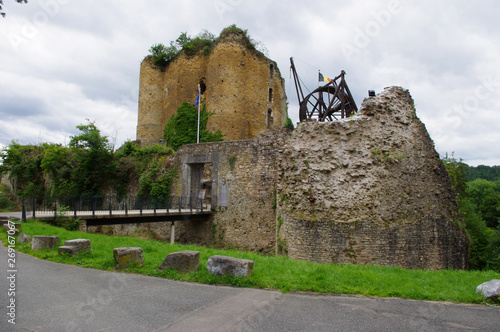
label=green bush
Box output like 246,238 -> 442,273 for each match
148,43 -> 178,68
285,117 -> 294,130
0,193 -> 14,211
148,25 -> 266,69
44,217 -> 83,231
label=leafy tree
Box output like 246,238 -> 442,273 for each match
164,101 -> 223,150
40,143 -> 72,196
466,179 -> 500,228
466,165 -> 500,182
459,197 -> 493,270
68,121 -> 115,196
443,154 -> 500,270
285,117 -> 294,130
0,184 -> 15,211
0,141 -> 45,196
0,192 -> 14,211
442,153 -> 468,199
488,228 -> 500,271
69,120 -> 112,151
0,0 -> 27,17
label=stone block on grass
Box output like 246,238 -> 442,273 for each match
476,279 -> 500,299
206,255 -> 254,278
3,223 -> 21,231
4,226 -> 19,236
17,233 -> 31,243
157,250 -> 200,273
32,236 -> 60,250
58,239 -> 91,256
113,247 -> 144,268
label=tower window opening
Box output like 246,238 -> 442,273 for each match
267,109 -> 273,128
268,88 -> 273,102
199,78 -> 207,94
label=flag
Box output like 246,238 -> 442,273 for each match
195,91 -> 200,106
319,72 -> 332,83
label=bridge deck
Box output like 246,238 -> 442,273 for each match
28,208 -> 213,226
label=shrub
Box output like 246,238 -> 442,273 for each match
0,192 -> 14,211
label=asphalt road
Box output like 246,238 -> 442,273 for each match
0,244 -> 499,331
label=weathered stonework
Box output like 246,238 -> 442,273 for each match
17,233 -> 31,243
113,247 -> 144,268
166,86 -> 468,270
32,236 -> 60,251
137,32 -> 287,144
206,255 -> 254,278
86,219 -> 213,246
157,250 -> 200,273
276,87 -> 468,270
171,129 -> 290,254
58,239 -> 92,256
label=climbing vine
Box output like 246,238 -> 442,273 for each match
163,101 -> 223,151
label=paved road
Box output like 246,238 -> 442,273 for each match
0,245 -> 499,332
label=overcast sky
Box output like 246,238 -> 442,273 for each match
1,0 -> 499,166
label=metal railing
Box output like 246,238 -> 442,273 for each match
20,195 -> 212,221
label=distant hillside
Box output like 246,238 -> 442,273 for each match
466,165 -> 500,182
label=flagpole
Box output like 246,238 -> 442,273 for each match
197,84 -> 200,144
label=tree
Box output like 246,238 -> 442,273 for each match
0,0 -> 28,17
0,141 -> 45,196
69,120 -> 112,152
442,153 -> 469,199
164,101 -> 223,150
466,179 -> 500,228
466,165 -> 500,182
40,144 -> 72,196
68,121 -> 115,196
442,153 -> 500,271
460,196 -> 493,270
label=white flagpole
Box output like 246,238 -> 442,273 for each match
197,84 -> 201,144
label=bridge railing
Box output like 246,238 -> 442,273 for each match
20,195 -> 212,221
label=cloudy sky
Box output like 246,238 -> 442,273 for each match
1,0 -> 499,166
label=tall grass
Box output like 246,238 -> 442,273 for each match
2,219 -> 499,305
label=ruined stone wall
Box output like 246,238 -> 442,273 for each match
171,128 -> 290,253
133,85 -> 468,270
85,219 -> 212,246
276,87 -> 468,270
137,33 -> 287,145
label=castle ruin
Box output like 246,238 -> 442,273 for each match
132,29 -> 469,270
168,87 -> 468,270
137,32 -> 287,144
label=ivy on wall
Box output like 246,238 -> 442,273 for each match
163,101 -> 223,151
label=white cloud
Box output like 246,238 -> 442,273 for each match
0,0 -> 498,165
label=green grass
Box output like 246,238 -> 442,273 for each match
2,219 -> 499,305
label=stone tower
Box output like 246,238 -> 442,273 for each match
136,31 -> 287,145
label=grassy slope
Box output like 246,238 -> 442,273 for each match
2,219 -> 499,305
